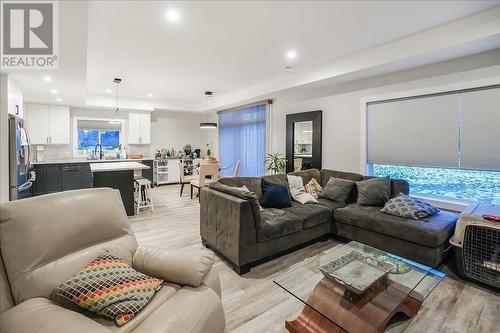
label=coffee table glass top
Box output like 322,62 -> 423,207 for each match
274,241 -> 444,331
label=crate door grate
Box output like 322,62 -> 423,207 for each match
463,225 -> 500,288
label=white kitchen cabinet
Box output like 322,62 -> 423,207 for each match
26,104 -> 50,144
26,103 -> 70,144
167,159 -> 180,183
128,113 -> 151,144
153,159 -> 181,185
7,78 -> 23,117
49,106 -> 70,144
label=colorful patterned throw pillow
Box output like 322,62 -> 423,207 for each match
304,178 -> 322,199
52,254 -> 163,326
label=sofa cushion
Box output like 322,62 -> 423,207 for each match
320,178 -> 356,204
257,209 -> 303,242
356,177 -> 390,206
282,202 -> 331,229
334,205 -> 458,248
316,198 -> 347,214
0,297 -> 112,333
53,253 -> 163,326
217,177 -> 262,199
209,182 -> 263,220
288,169 -> 321,186
391,179 -> 410,198
261,180 -> 292,209
320,169 -> 363,187
362,176 -> 409,198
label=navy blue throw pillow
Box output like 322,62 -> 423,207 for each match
260,179 -> 292,209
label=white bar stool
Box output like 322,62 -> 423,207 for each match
134,178 -> 153,214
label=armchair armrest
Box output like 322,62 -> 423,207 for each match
133,247 -> 215,288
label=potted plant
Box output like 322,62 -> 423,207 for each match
265,153 -> 287,174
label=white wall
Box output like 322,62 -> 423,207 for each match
150,111 -> 213,156
271,64 -> 500,174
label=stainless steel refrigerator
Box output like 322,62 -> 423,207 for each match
9,115 -> 33,200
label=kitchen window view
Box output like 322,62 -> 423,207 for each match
77,120 -> 121,156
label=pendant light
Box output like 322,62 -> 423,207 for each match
200,91 -> 217,129
109,78 -> 124,124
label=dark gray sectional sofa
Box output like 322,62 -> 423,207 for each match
200,168 -> 458,275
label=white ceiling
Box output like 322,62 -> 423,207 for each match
5,1 -> 500,111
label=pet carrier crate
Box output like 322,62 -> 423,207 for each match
450,203 -> 500,289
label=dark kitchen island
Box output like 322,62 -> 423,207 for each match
90,162 -> 150,216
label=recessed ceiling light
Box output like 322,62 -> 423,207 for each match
282,66 -> 293,70
51,89 -> 58,94
56,98 -> 62,102
43,76 -> 52,82
106,89 -> 112,94
147,93 -> 153,98
286,50 -> 297,59
166,10 -> 180,23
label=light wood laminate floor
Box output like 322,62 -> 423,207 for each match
130,185 -> 500,333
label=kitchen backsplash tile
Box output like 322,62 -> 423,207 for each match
31,145 -> 72,162
30,144 -> 151,162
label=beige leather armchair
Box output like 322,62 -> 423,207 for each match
0,188 -> 226,333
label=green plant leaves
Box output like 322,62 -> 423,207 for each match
265,152 -> 287,174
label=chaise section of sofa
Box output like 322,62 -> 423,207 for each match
333,204 -> 458,267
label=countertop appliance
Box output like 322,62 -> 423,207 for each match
9,115 -> 34,200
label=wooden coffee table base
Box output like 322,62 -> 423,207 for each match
285,277 -> 423,333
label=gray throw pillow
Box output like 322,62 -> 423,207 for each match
210,182 -> 263,217
319,177 -> 355,204
356,177 -> 390,206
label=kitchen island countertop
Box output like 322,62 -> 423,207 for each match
90,161 -> 150,173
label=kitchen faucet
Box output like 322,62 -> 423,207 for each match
94,144 -> 104,160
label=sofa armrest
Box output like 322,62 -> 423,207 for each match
200,187 -> 257,268
133,247 -> 214,288
0,298 -> 111,333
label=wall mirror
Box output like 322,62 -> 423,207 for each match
286,111 -> 322,172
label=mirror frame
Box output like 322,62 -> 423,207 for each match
286,110 -> 322,172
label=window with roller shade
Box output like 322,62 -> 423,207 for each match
218,103 -> 267,177
367,86 -> 500,204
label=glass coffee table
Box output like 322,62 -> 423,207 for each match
274,241 -> 444,333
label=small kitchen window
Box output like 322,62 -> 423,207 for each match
76,120 -> 121,157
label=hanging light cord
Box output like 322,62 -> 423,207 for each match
113,81 -> 120,118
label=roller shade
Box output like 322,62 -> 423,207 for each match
460,87 -> 500,171
367,94 -> 460,168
